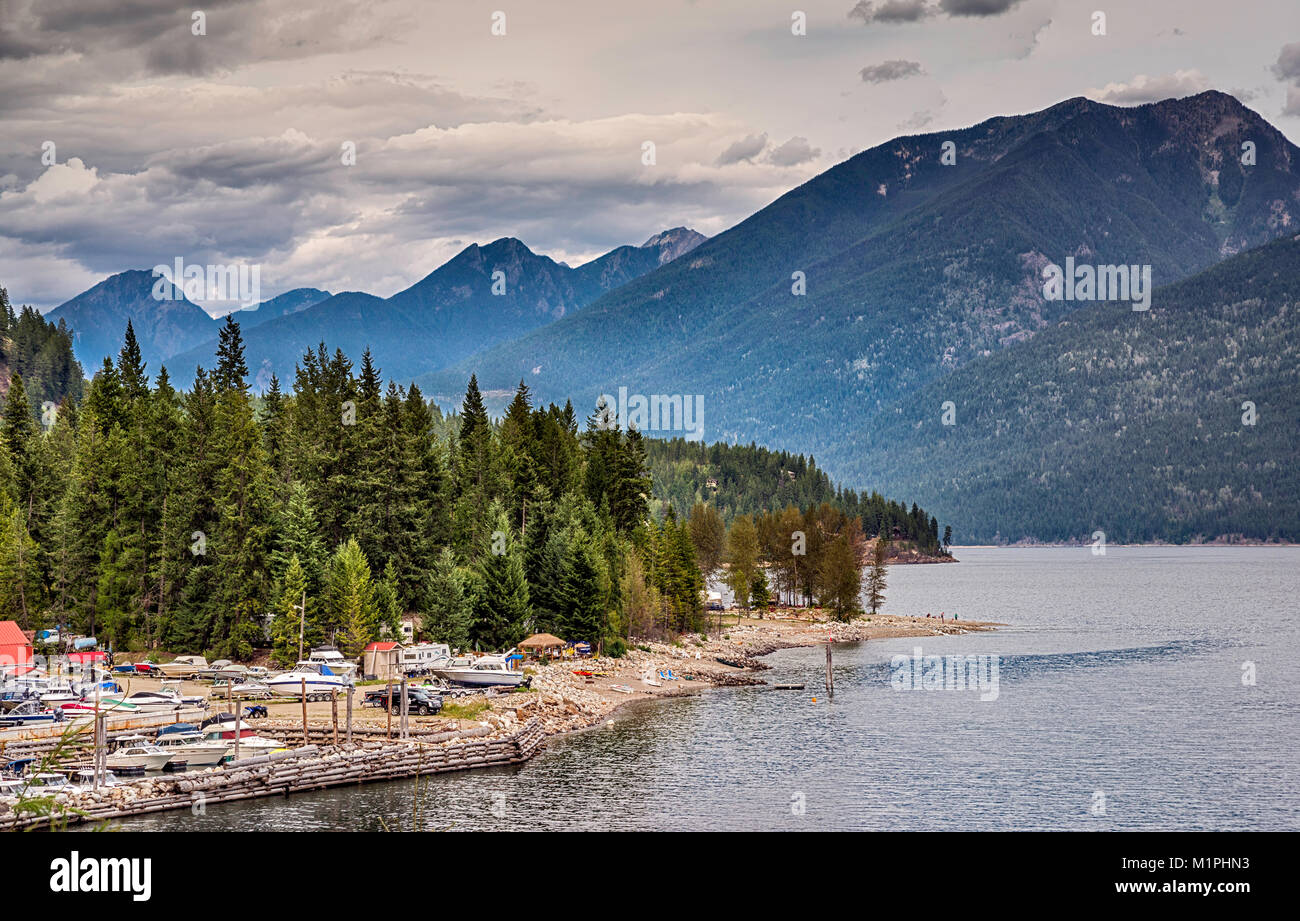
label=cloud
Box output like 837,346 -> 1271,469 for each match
850,0 -> 1025,22
1088,70 -> 1211,105
1286,86 -> 1300,117
848,0 -> 932,23
939,0 -> 1024,15
860,60 -> 925,83
716,132 -> 770,165
1274,42 -> 1300,84
768,136 -> 821,167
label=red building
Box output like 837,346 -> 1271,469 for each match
0,620 -> 35,675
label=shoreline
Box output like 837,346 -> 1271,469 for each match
3,612 -> 999,829
498,610 -> 1002,740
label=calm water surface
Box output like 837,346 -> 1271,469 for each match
108,547 -> 1300,831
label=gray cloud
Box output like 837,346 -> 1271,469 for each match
768,136 -> 821,167
1275,42 -> 1300,83
861,60 -> 925,83
716,132 -> 770,165
848,0 -> 932,23
939,0 -> 1024,16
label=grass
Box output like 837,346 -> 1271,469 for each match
438,700 -> 492,720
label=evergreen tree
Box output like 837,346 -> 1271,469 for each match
325,538 -> 378,656
865,538 -> 889,616
424,547 -> 471,650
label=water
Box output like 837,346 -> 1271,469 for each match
105,547 -> 1300,831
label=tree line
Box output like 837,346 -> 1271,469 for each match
0,311 -> 944,657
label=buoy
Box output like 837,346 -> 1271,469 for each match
811,697 -> 817,703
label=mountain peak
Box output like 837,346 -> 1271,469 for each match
641,227 -> 707,264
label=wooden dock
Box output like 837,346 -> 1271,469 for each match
1,718 -> 545,830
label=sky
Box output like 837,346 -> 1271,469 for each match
1,0 -> 1298,313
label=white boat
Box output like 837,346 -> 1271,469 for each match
156,655 -> 209,679
112,689 -> 203,712
154,731 -> 228,767
433,652 -> 527,688
70,769 -> 121,789
305,647 -> 358,680
106,740 -> 177,772
266,662 -> 351,699
199,721 -> 286,762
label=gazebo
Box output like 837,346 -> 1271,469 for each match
518,633 -> 566,660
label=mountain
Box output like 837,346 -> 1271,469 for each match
228,287 -> 331,329
45,270 -> 216,372
168,228 -> 706,386
418,92 -> 1300,538
852,233 -> 1300,544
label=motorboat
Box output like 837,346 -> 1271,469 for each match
154,731 -> 228,767
433,652 -> 528,688
0,700 -> 65,727
305,646 -> 358,680
106,738 -> 177,772
198,720 -> 285,762
70,769 -> 121,789
266,662 -> 351,699
156,655 -> 209,679
209,679 -> 272,700
124,688 -> 207,710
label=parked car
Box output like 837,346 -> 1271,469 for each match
363,687 -> 443,715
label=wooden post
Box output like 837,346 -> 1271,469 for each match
400,677 -> 408,739
346,687 -> 353,743
386,679 -> 392,740
227,680 -> 234,716
331,690 -> 339,746
825,641 -> 834,696
300,677 -> 308,746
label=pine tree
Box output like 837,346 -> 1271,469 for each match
268,554 -> 310,667
470,507 -> 530,650
865,538 -> 889,616
325,538 -> 378,656
424,547 -> 471,650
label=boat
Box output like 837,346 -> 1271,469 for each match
154,731 -> 228,767
69,769 -> 121,789
0,700 -> 65,727
198,720 -> 285,762
265,662 -> 352,699
433,652 -> 528,688
305,646 -> 358,680
209,679 -> 272,700
106,738 -> 176,772
156,655 -> 209,679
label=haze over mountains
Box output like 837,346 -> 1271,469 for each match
32,92 -> 1300,542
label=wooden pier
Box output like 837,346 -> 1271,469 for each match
1,718 -> 545,830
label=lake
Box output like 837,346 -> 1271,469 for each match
103,547 -> 1300,831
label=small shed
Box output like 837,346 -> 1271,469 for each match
519,633 -> 566,660
0,621 -> 35,675
362,641 -> 403,680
